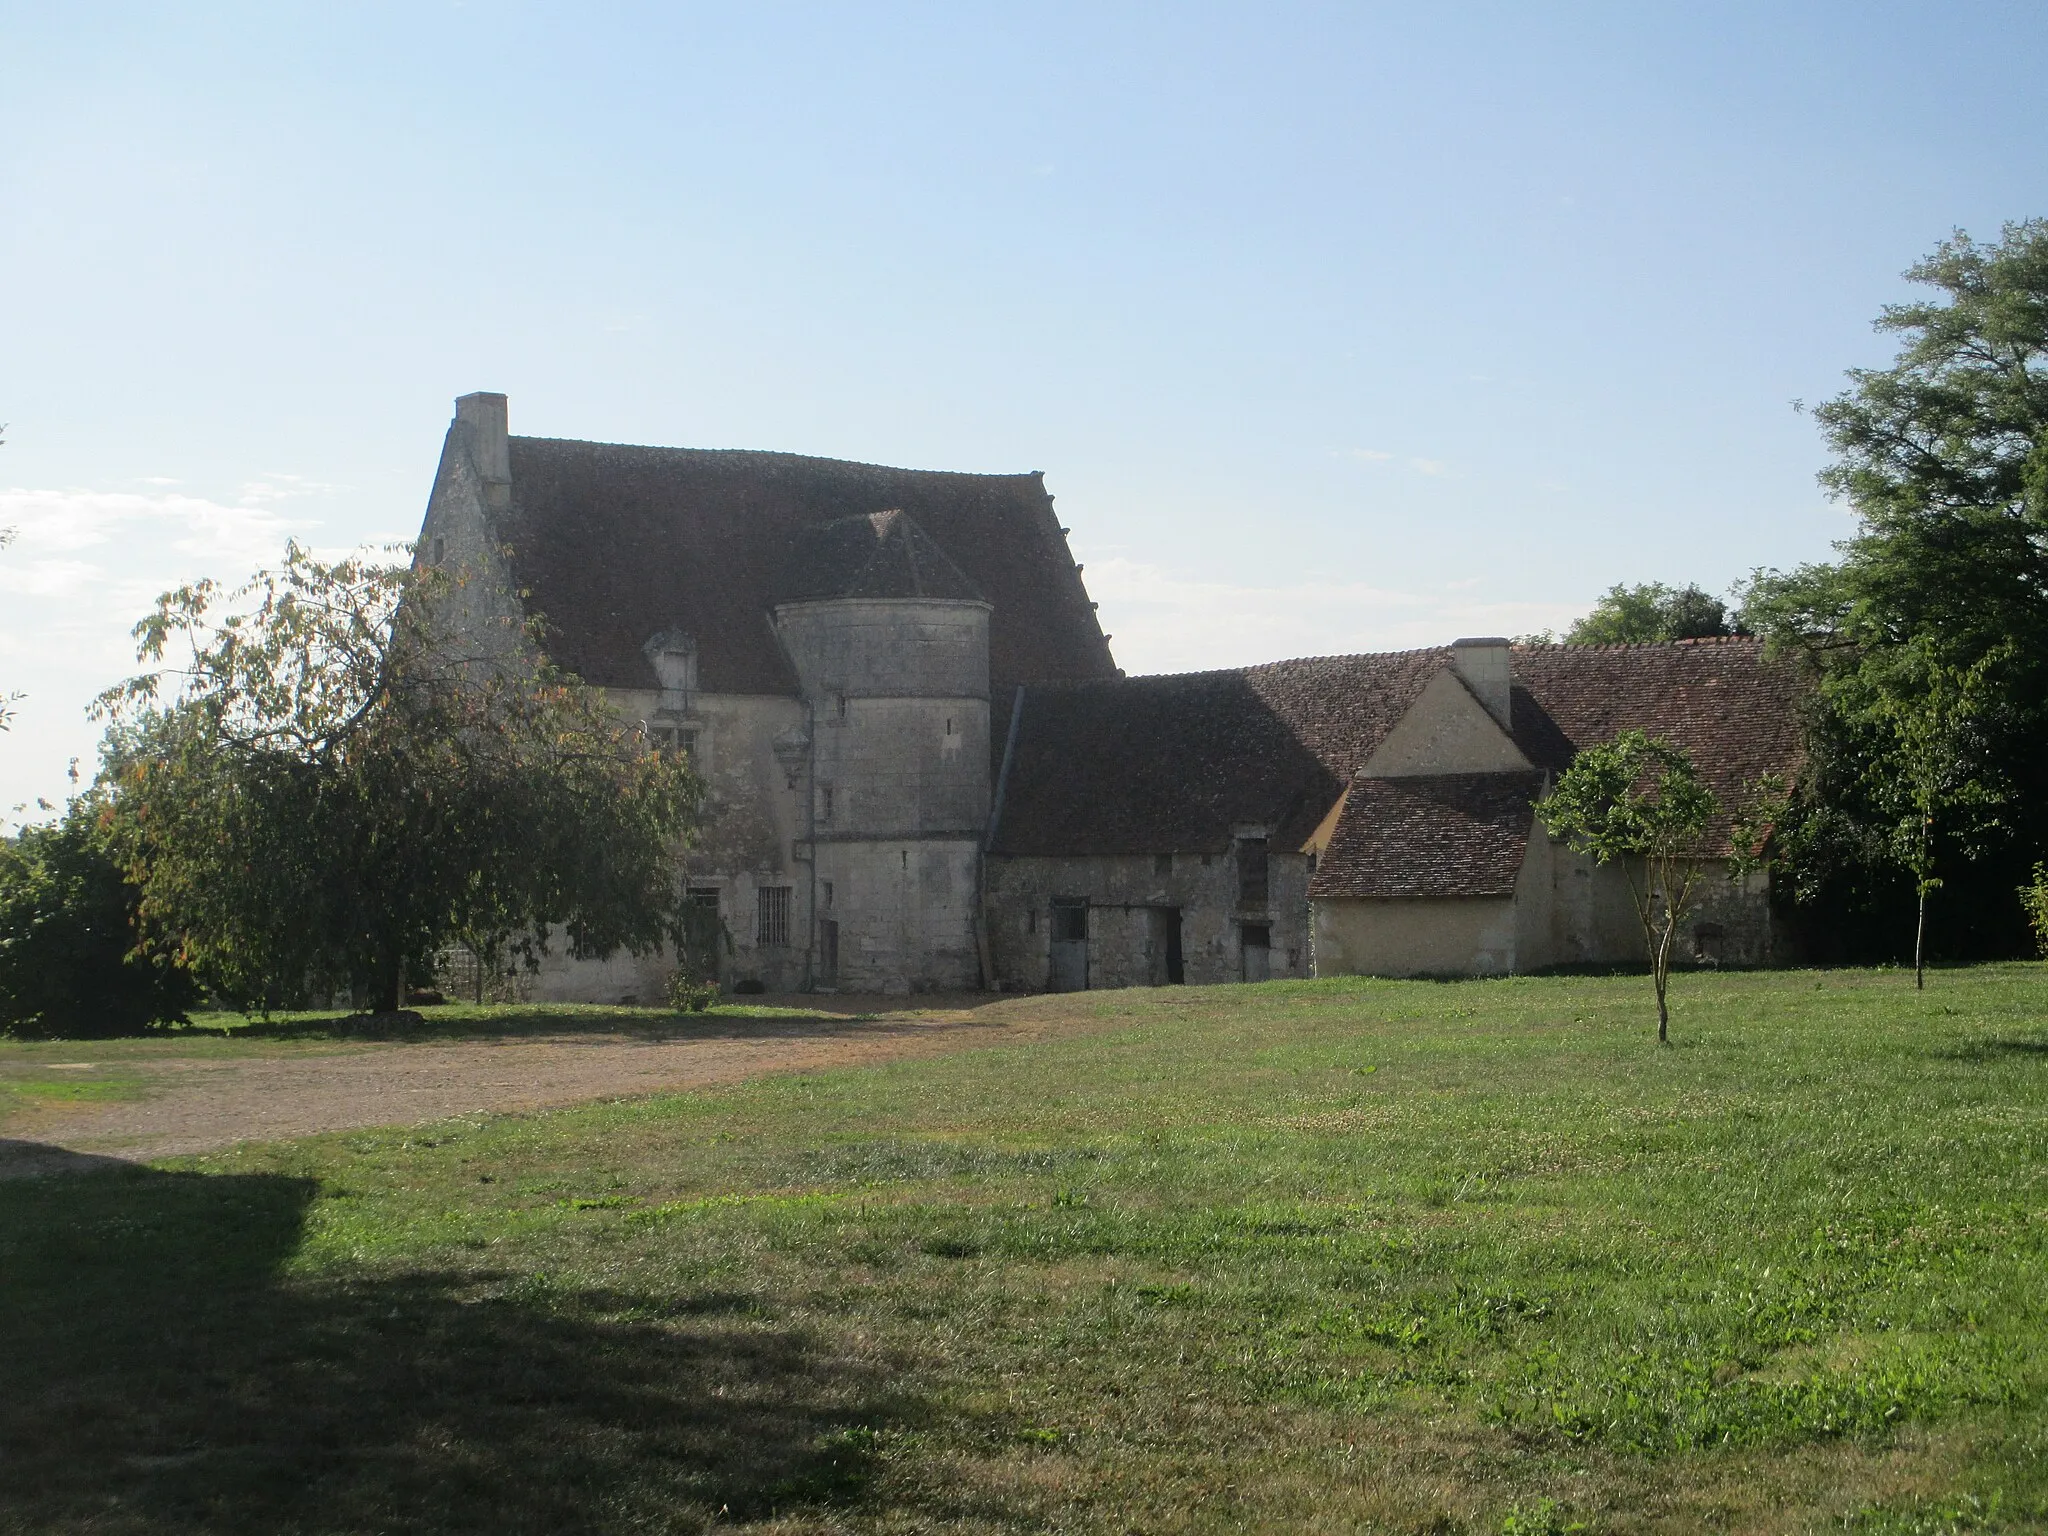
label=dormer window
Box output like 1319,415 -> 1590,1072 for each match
642,631 -> 699,697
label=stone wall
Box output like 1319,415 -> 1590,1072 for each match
983,847 -> 1313,990
776,596 -> 992,993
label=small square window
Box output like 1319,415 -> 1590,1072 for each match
1153,852 -> 1172,876
649,724 -> 696,760
821,881 -> 835,908
818,785 -> 835,823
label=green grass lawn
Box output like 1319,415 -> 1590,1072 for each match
4,967 -> 2046,1534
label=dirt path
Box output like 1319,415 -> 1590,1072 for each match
0,995 -> 1094,1173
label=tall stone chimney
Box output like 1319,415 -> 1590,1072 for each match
1450,636 -> 1513,729
455,391 -> 511,512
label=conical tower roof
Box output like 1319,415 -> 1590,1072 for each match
774,509 -> 986,603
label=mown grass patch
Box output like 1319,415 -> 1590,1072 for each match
4,964 -> 2047,1533
0,1064 -> 151,1129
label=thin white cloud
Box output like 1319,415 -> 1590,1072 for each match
0,487 -> 305,564
0,557 -> 104,599
1081,555 -> 1583,676
236,472 -> 338,504
0,485 -> 325,826
1333,448 -> 1455,477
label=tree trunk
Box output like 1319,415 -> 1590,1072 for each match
1653,905 -> 1673,1045
373,953 -> 402,1014
1914,887 -> 1928,991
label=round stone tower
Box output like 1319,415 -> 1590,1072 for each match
771,510 -> 991,992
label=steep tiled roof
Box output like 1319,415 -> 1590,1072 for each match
1309,772 -> 1545,899
988,650 -> 1450,856
774,510 -> 985,604
991,637 -> 1806,862
499,438 -> 1115,695
1510,637 -> 1807,826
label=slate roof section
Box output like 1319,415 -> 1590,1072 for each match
499,438 -> 1115,695
775,510 -> 986,604
988,650 -> 1451,857
1308,772 -> 1545,900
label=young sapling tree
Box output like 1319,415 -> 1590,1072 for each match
1534,730 -> 1720,1044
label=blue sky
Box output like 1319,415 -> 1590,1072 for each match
3,2 -> 2045,819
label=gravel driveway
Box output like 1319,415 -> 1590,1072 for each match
0,994 -> 1092,1173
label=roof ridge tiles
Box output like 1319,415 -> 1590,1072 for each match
508,435 -> 1043,482
1512,635 -> 1762,652
1021,645 -> 1461,687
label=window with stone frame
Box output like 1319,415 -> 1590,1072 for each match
648,722 -> 696,761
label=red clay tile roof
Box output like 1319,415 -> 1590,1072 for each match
775,510 -> 985,604
991,637 -> 1806,862
988,650 -> 1451,856
500,438 -> 1115,695
1308,772 -> 1545,899
1510,637 -> 1808,827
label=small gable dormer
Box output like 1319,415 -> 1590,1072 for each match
643,630 -> 697,690
1357,640 -> 1532,779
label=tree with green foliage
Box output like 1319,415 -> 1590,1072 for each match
1534,731 -> 1721,1043
0,803 -> 198,1038
1867,646 -> 2006,987
1564,582 -> 1743,646
2020,865 -> 2048,958
1744,219 -> 2048,960
96,543 -> 701,1013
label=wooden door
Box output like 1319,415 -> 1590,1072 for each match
1050,899 -> 1089,992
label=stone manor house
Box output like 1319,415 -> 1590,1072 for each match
417,393 -> 1806,1000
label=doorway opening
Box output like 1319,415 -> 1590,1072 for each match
818,918 -> 840,989
1240,920 -> 1272,983
1050,899 -> 1089,991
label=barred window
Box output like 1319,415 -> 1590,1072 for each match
756,886 -> 793,947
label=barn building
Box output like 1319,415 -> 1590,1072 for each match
416,393 -> 1805,999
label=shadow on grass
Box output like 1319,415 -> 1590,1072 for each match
0,1158 -> 920,1534
164,995 -> 1017,1047
1936,1037 -> 2048,1063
